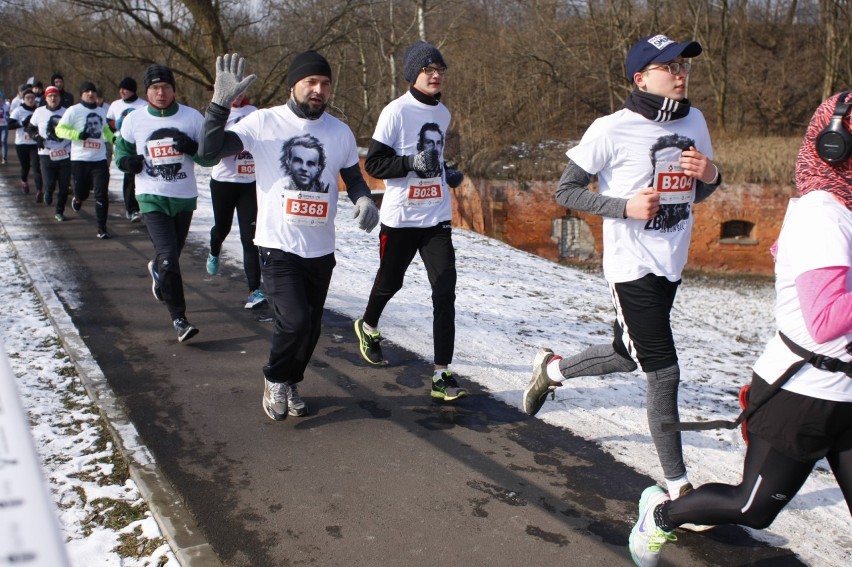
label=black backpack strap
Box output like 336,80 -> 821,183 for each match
664,332 -> 852,432
662,359 -> 807,432
778,331 -> 852,377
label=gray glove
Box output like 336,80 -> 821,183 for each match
353,196 -> 379,233
445,168 -> 464,188
212,53 -> 257,108
407,149 -> 441,178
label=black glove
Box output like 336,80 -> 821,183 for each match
119,155 -> 145,174
172,132 -> 199,156
33,134 -> 45,150
406,149 -> 441,177
445,168 -> 464,188
78,130 -> 91,140
22,115 -> 32,128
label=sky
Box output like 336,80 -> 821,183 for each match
1,165 -> 849,566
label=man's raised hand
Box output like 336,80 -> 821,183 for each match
212,53 -> 257,108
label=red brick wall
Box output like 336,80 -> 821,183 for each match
342,157 -> 791,275
449,178 -> 795,276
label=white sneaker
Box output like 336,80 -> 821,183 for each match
262,378 -> 288,421
629,486 -> 676,567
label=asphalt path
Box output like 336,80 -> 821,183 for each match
0,155 -> 805,567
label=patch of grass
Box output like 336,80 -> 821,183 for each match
113,527 -> 167,560
87,498 -> 148,531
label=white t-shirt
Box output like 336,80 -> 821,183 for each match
10,106 -> 35,145
107,97 -> 147,130
58,103 -> 110,161
229,104 -> 359,258
752,191 -> 852,401
211,105 -> 257,183
29,106 -> 71,160
567,107 -> 713,283
119,105 -> 204,199
373,90 -> 453,228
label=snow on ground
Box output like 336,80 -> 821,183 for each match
1,164 -> 849,566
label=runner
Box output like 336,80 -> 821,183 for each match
27,86 -> 72,221
107,76 -> 147,222
199,51 -> 379,420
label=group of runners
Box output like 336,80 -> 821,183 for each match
3,33 -> 850,566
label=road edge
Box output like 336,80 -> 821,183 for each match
2,217 -> 223,567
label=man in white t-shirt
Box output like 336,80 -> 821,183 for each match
115,64 -> 216,343
107,76 -> 147,222
27,86 -> 72,221
353,41 -> 468,403
56,81 -> 114,238
523,34 -> 722,503
199,51 -> 379,422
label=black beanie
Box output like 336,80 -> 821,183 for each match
79,81 -> 97,94
144,65 -> 176,90
119,76 -> 137,92
403,41 -> 446,83
287,51 -> 332,88
51,72 -> 63,83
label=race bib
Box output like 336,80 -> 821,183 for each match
147,139 -> 183,166
49,148 -> 70,161
406,176 -> 443,207
83,139 -> 102,150
282,190 -> 330,226
653,161 -> 694,204
235,156 -> 255,181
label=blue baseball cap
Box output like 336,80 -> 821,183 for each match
626,34 -> 702,82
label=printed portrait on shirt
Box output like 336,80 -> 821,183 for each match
279,134 -> 328,193
143,127 -> 189,182
47,115 -> 62,141
85,112 -> 103,139
414,122 -> 445,179
647,133 -> 695,233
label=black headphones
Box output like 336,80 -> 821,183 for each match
816,91 -> 852,164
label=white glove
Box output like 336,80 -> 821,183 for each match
212,53 -> 257,108
353,196 -> 379,233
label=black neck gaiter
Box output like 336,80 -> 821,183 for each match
624,89 -> 691,122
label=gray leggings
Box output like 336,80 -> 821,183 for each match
557,345 -> 685,480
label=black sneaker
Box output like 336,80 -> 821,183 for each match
173,317 -> 199,342
431,371 -> 468,401
35,190 -> 44,203
354,318 -> 387,366
54,213 -> 66,222
97,229 -> 111,239
71,197 -> 82,212
522,348 -> 562,416
147,260 -> 163,301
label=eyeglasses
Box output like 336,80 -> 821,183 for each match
646,61 -> 692,76
421,66 -> 447,76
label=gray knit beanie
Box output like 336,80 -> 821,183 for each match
403,41 -> 446,83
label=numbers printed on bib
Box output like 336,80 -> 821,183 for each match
49,148 -> 69,161
654,160 -> 694,204
406,176 -> 443,207
283,190 -> 330,226
83,139 -> 103,150
147,138 -> 183,166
